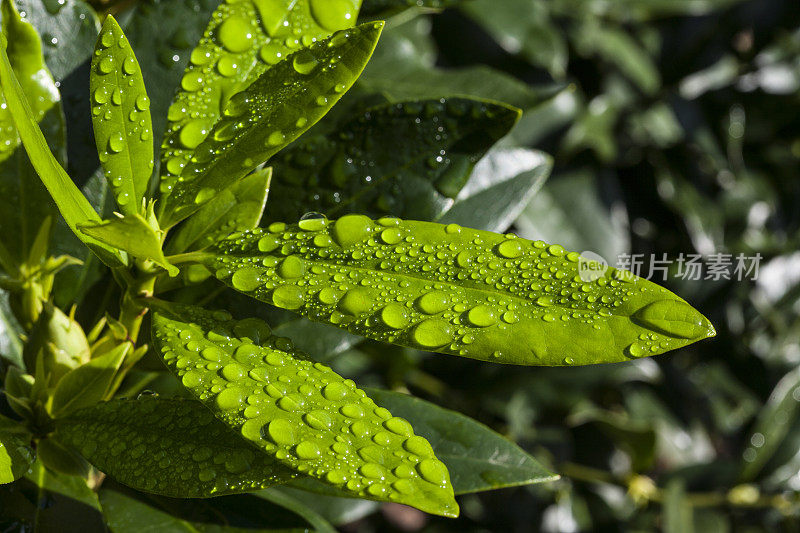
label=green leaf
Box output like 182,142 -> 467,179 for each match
36,436 -> 90,477
0,32 -> 124,267
357,18 -> 543,109
55,396 -> 297,498
0,0 -> 62,270
206,216 -> 715,365
159,0 -> 365,204
166,166 -> 271,255
438,148 -> 551,232
366,388 -> 558,494
89,15 -> 154,216
266,97 -> 519,223
461,0 -> 567,79
151,302 -> 459,517
98,485 -> 323,532
4,365 -> 34,418
572,23 -> 660,95
268,485 -> 379,526
0,429 -> 34,483
740,367 -> 800,481
50,342 -> 129,418
159,21 -> 384,228
258,490 -> 337,533
121,0 -> 218,159
12,0 -> 99,82
78,214 -> 177,276
51,172 -> 114,307
19,458 -> 106,530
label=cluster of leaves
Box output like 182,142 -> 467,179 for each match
0,0 -> 792,532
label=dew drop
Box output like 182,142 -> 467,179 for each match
217,16 -> 254,53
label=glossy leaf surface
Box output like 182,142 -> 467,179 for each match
367,388 -> 558,493
286,387 -> 558,496
0,33 -> 123,267
166,167 -> 271,255
266,97 -> 519,223
0,429 -> 34,483
0,0 -> 62,269
208,216 -> 715,365
12,0 -> 99,82
55,396 -> 296,497
122,0 -> 218,158
50,342 -> 129,418
151,303 -> 459,516
159,22 -> 383,227
78,214 -> 176,275
90,16 -> 153,216
159,0 -> 363,200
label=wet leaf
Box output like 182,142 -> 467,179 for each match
0,31 -> 124,267
89,16 -> 153,216
159,22 -> 384,228
0,0 -> 62,270
266,97 -> 519,223
151,302 -> 459,517
166,166 -> 271,255
366,388 -> 559,494
122,0 -> 218,157
207,216 -> 715,366
159,0 -> 364,203
55,396 -> 297,498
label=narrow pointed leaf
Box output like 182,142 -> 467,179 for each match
0,34 -> 124,267
0,0 -> 62,270
159,0 -> 364,199
159,22 -> 384,228
121,0 -> 217,156
151,302 -> 459,517
266,97 -> 519,223
50,342 -> 130,418
90,16 -> 154,216
166,167 -> 271,255
366,388 -> 559,493
0,430 -> 34,483
55,397 -> 296,497
78,214 -> 177,276
206,216 -> 715,365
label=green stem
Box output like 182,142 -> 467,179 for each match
118,274 -> 156,345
